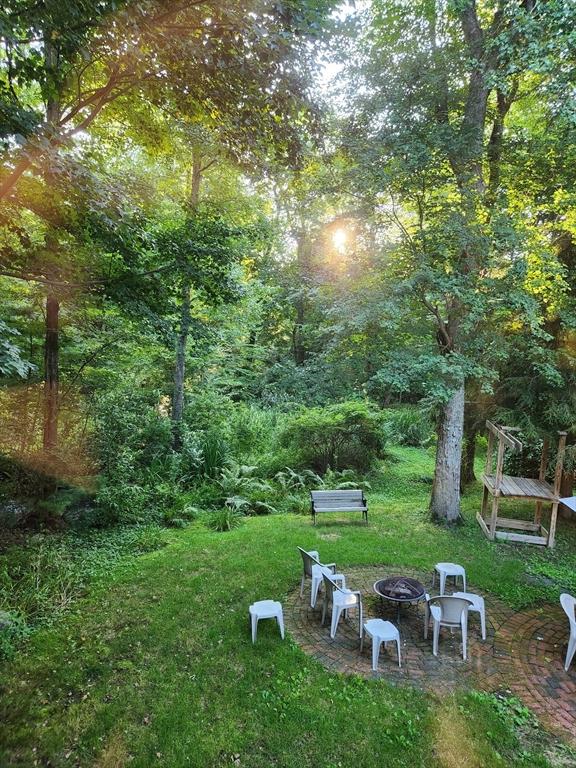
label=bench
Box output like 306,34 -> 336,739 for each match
310,490 -> 368,525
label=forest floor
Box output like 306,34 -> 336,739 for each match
2,446 -> 576,768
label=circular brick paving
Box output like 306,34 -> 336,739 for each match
285,564 -> 576,744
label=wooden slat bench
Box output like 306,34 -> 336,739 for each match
310,490 -> 368,525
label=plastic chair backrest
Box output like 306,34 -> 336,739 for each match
560,593 -> 576,631
297,547 -> 321,578
429,596 -> 471,625
322,572 -> 342,603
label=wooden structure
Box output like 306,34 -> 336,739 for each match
477,421 -> 567,548
310,489 -> 368,524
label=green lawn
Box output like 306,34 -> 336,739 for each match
1,447 -> 576,767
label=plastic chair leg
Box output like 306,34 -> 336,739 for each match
396,637 -> 401,668
311,576 -> 321,608
372,638 -> 381,671
565,634 -> 576,671
277,612 -> 285,640
424,603 -> 430,639
432,620 -> 440,656
440,572 -> 446,596
251,614 -> 258,644
462,574 -> 467,592
331,606 -> 343,638
480,607 -> 486,640
300,575 -> 305,598
461,616 -> 468,661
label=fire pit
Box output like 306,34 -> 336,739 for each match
374,576 -> 426,623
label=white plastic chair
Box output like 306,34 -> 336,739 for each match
249,600 -> 284,643
297,547 -> 345,607
321,573 -> 363,640
361,618 -> 401,670
560,593 -> 576,671
433,562 -> 467,595
424,594 -> 472,660
453,591 -> 487,640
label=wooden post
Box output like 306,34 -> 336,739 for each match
548,502 -> 559,548
485,430 -> 494,477
553,432 -> 567,497
534,438 -> 549,526
481,485 -> 489,519
489,439 -> 506,539
548,432 -> 567,548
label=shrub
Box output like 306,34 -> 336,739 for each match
198,431 -> 231,478
503,437 -> 544,477
382,406 -> 435,447
91,389 -> 205,525
181,481 -> 223,510
227,404 -> 278,456
279,401 -> 385,473
96,474 -> 152,526
206,507 -> 244,532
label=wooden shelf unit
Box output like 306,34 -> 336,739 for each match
477,421 -> 567,548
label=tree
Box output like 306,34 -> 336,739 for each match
1,0 -> 335,200
340,0 -> 576,521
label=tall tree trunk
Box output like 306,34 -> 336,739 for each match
172,282 -> 191,448
43,295 -> 59,451
293,230 -> 311,365
461,408 -> 478,486
430,382 -> 465,522
171,149 -> 203,448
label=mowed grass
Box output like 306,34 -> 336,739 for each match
1,447 -> 575,767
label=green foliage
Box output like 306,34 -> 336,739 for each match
382,407 -> 435,448
274,467 -> 323,490
217,463 -> 271,497
503,438 -> 545,478
0,320 -> 35,378
227,404 -> 279,456
92,389 -> 202,525
198,431 -> 231,478
0,525 -> 167,657
205,507 -> 244,532
280,401 -> 385,473
0,610 -> 30,660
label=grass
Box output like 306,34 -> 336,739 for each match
1,446 -> 575,767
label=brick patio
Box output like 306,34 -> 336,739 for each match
285,564 -> 576,744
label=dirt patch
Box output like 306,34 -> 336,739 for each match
95,731 -> 129,768
433,699 -> 483,768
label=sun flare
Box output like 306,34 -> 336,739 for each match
332,227 -> 347,251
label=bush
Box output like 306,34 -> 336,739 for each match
227,405 -> 278,456
503,437 -> 545,477
91,389 -> 204,525
198,431 -> 231,478
382,406 -> 435,448
205,507 -> 244,532
280,401 -> 385,473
